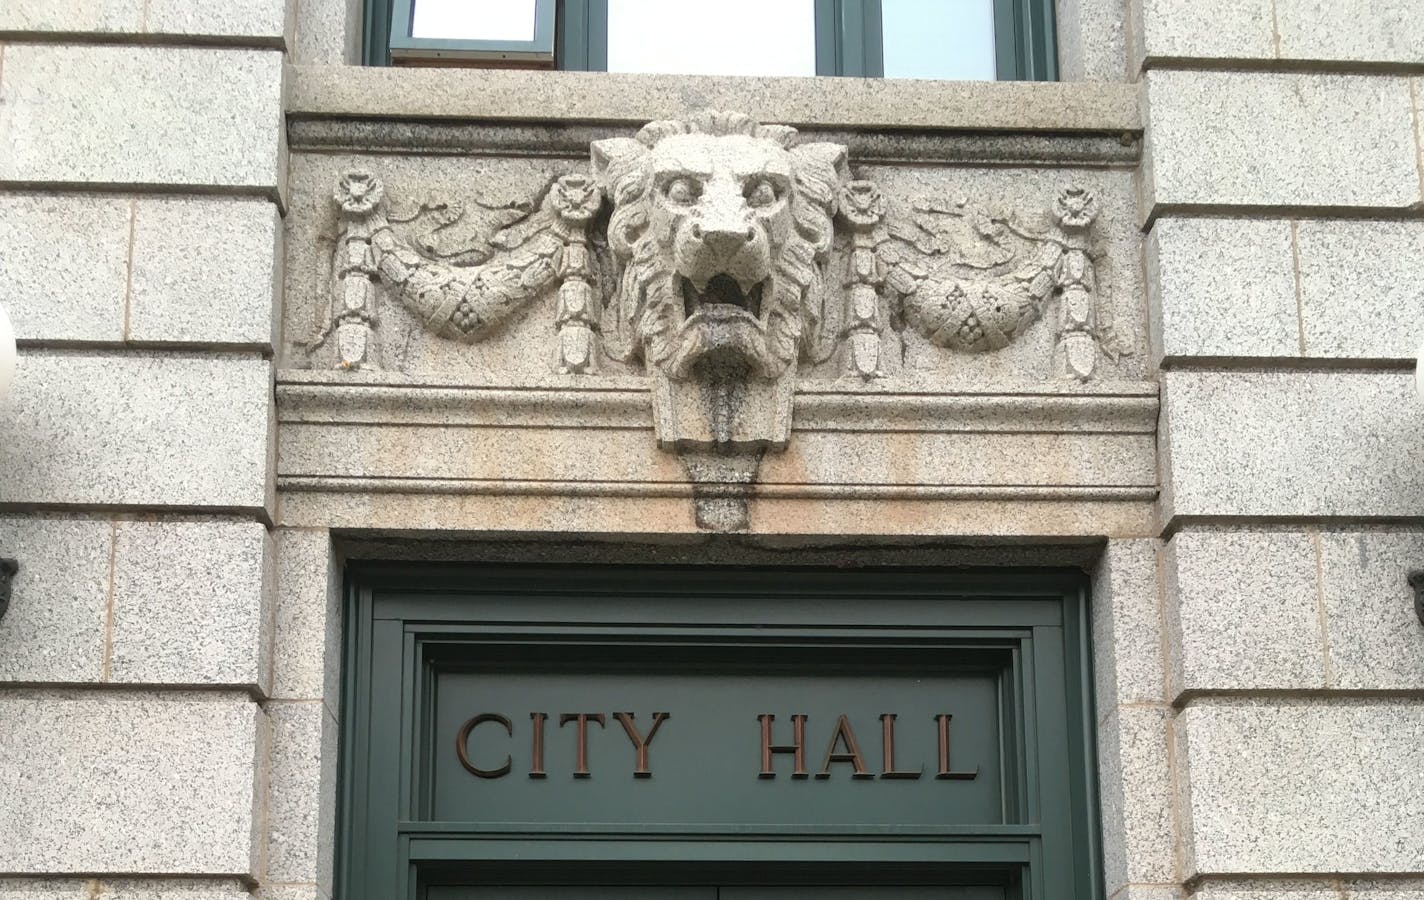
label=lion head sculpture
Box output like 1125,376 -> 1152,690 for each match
592,112 -> 848,383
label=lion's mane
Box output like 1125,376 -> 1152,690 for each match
595,112 -> 846,377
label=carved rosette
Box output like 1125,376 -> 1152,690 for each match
321,110 -> 1122,453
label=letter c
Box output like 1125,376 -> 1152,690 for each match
456,713 -> 513,778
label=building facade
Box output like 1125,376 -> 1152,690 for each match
1,0 -> 1422,898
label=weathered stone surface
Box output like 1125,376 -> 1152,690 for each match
0,47 -> 283,190
1317,530 -> 1424,690
109,520 -> 273,691
0,691 -> 262,875
1189,884 -> 1341,900
1177,700 -> 1424,875
1097,706 -> 1176,893
1276,0 -> 1424,64
1133,0 -> 1274,65
288,66 -> 1141,132
0,879 -> 251,900
272,529 -> 341,703
1297,220 -> 1424,360
0,0 -> 287,42
1147,217 -> 1298,363
1165,530 -> 1325,694
1057,0 -> 1129,81
266,702 -> 338,894
130,198 -> 282,349
0,194 -> 129,343
0,353 -> 273,513
0,1 -> 141,33
1113,890 -> 1183,900
0,516 -> 110,684
1345,884 -> 1424,900
255,887 -> 329,900
294,0 -> 361,64
1091,539 -> 1166,711
144,0 -> 290,44
1159,371 -> 1424,522
1142,71 -> 1419,213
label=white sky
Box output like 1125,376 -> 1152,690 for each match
412,0 -> 538,41
607,0 -> 817,77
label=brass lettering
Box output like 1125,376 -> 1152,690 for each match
613,712 -> 670,778
559,712 -> 606,778
529,712 -> 547,779
818,714 -> 873,780
879,713 -> 923,779
758,713 -> 809,778
455,713 -> 513,779
935,714 -> 978,780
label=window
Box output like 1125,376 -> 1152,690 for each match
367,0 -> 1057,81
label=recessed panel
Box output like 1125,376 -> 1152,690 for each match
428,646 -> 1006,829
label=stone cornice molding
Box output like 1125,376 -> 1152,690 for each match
286,66 -> 1141,135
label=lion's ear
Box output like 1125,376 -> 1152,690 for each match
793,142 -> 849,184
591,138 -> 649,197
790,142 -> 850,211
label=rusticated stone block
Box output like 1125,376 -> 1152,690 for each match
1165,530 -> 1326,693
144,0 -> 290,44
0,1 -> 142,33
0,352 -> 273,514
0,194 -> 130,343
1317,530 -> 1424,690
1296,220 -> 1424,360
1133,0 -> 1274,66
1189,884 -> 1341,900
1142,71 -> 1419,213
1159,370 -> 1424,522
1147,217 -> 1298,363
109,520 -> 273,691
0,691 -> 263,875
272,529 -> 341,703
1276,0 -> 1424,65
130,198 -> 282,349
0,46 -> 284,191
0,0 -> 288,43
1097,706 -> 1176,893
1177,700 -> 1424,875
1091,539 -> 1166,709
0,516 -> 111,684
266,702 -> 338,894
0,879 -> 251,900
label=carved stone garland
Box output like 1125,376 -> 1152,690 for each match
322,110 -> 1120,459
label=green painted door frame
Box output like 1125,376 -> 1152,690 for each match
338,565 -> 1101,900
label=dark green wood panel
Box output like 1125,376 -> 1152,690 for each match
428,648 -> 1005,828
339,564 -> 1099,900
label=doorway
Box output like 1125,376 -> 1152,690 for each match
339,565 -> 1100,900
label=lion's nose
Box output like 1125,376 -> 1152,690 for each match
691,223 -> 756,257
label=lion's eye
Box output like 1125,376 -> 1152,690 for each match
665,178 -> 701,204
745,180 -> 779,208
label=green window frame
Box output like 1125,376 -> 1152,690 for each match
365,0 -> 1057,80
337,564 -> 1101,900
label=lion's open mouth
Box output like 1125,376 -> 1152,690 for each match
680,274 -> 765,320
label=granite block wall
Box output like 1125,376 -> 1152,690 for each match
1134,1 -> 1424,897
0,1 -> 1420,899
0,3 -> 291,898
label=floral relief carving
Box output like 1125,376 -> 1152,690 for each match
322,111 -> 1121,452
